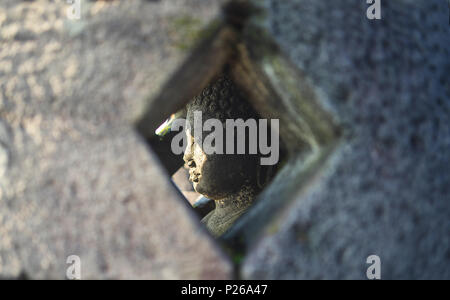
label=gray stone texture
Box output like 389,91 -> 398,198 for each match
1,0 -> 449,280
0,0 -> 231,279
242,0 -> 450,279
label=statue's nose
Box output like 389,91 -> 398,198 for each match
183,147 -> 194,168
183,137 -> 193,161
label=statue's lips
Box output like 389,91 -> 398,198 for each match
189,169 -> 201,183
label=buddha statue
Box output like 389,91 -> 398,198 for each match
183,75 -> 277,237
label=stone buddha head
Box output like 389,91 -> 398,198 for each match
183,75 -> 276,236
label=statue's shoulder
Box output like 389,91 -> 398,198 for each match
194,196 -> 215,219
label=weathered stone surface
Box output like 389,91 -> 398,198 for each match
242,0 -> 450,279
0,0 -> 231,279
2,0 -> 449,280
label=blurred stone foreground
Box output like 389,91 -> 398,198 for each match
0,0 -> 230,279
0,0 -> 449,279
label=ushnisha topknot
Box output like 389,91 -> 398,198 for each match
187,75 -> 260,122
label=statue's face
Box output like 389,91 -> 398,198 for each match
183,113 -> 258,200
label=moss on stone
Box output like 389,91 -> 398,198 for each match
169,15 -> 221,51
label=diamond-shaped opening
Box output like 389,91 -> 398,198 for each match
151,70 -> 289,223
135,0 -> 340,261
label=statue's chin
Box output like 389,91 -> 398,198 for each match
193,177 -> 239,200
193,182 -> 214,200
193,181 -> 203,195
